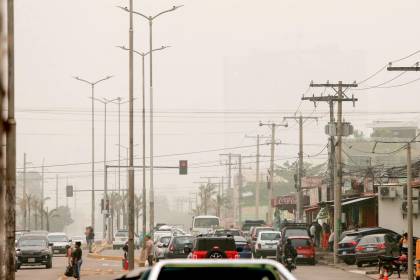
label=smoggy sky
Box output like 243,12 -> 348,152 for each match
14,0 -> 420,225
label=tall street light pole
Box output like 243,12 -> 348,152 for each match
117,45 -> 170,234
119,4 -> 183,231
92,97 -> 118,241
73,75 -> 113,230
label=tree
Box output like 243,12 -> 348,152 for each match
134,194 -> 142,235
48,206 -> 73,232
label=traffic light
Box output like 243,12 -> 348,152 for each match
179,160 -> 188,175
66,185 -> 73,197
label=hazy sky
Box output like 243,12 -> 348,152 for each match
15,0 -> 420,226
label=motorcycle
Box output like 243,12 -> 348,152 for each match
284,257 -> 296,272
378,255 -> 408,278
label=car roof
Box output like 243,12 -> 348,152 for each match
196,236 -> 234,240
360,233 -> 386,238
288,236 -> 311,240
48,232 -> 67,236
20,234 -> 48,240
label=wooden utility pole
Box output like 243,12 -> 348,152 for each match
5,0 -> 17,276
55,174 -> 58,209
284,115 -> 318,221
303,81 -> 357,264
259,122 -> 288,225
0,3 -> 5,275
23,153 -> 27,230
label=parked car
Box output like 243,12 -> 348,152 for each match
338,227 -> 400,265
166,235 -> 194,259
154,235 -> 172,262
115,259 -> 296,280
355,233 -> 400,267
254,231 -> 281,258
47,232 -> 70,255
16,234 -> 53,269
214,229 -> 242,237
276,223 -> 309,260
234,236 -> 252,259
113,230 -> 140,249
188,236 -> 239,259
288,236 -> 315,265
153,230 -> 173,243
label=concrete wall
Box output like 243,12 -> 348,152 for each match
378,185 -> 420,236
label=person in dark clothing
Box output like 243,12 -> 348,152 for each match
85,226 -> 95,253
283,238 -> 297,261
314,220 -> 322,248
72,241 -> 83,280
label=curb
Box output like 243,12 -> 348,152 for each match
317,259 -> 377,276
87,251 -> 147,267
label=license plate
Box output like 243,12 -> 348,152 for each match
366,248 -> 374,251
28,258 -> 35,263
342,251 -> 347,255
54,250 -> 59,253
297,255 -> 304,258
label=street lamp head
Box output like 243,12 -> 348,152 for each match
116,45 -> 128,51
173,5 -> 184,10
116,5 -> 129,12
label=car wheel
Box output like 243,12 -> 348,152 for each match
357,261 -> 363,268
46,260 -> 52,269
310,258 -> 316,265
344,257 -> 356,265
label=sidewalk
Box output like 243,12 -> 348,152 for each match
87,246 -> 148,267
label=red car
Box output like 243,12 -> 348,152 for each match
289,236 -> 315,265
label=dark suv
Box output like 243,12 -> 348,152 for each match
189,236 -> 239,259
276,223 -> 309,261
16,234 -> 53,269
338,227 -> 400,265
166,235 -> 194,259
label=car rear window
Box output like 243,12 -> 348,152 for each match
255,227 -> 274,235
160,236 -> 171,244
261,232 -> 280,240
195,238 -> 236,251
291,239 -> 311,247
284,228 -> 308,238
359,235 -> 384,245
175,236 -> 193,246
340,235 -> 358,243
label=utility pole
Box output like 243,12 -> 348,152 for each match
387,64 -> 420,280
245,135 -> 261,219
127,0 -> 135,270
220,154 -> 233,223
303,81 -> 357,264
259,122 -> 288,225
284,115 -> 318,221
41,159 -> 45,230
237,155 -> 242,225
5,0 -> 17,275
328,100 -> 335,201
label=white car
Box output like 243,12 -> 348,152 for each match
254,231 -> 281,259
113,230 -> 140,249
47,232 -> 70,255
153,231 -> 172,243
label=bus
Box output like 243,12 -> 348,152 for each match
191,215 -> 220,236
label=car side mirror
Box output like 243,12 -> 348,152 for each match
48,243 -> 53,247
236,247 -> 243,253
183,246 -> 191,254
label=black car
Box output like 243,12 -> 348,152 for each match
189,236 -> 239,259
242,220 -> 265,233
338,227 -> 400,265
276,222 -> 309,261
16,234 -> 53,269
166,235 -> 194,259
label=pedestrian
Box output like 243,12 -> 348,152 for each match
309,222 -> 316,239
328,231 -> 334,252
65,244 -> 72,266
322,222 -> 331,250
144,235 -> 154,267
314,220 -> 322,248
72,241 -> 83,280
85,226 -> 95,253
399,232 -> 408,255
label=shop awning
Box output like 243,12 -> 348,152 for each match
342,196 -> 375,206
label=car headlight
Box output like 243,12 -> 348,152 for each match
16,250 -> 21,256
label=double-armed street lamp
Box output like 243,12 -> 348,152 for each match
73,75 -> 113,230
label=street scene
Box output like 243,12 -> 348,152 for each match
1,0 -> 420,280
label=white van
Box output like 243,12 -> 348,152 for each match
191,215 -> 220,236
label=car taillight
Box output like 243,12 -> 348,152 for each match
351,241 -> 358,246
376,243 -> 385,249
192,250 -> 207,259
225,251 -> 239,259
356,246 -> 365,252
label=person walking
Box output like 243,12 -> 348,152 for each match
314,220 -> 322,248
85,226 -> 95,253
144,235 -> 154,267
72,241 -> 83,280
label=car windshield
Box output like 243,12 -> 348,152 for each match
359,235 -> 384,245
48,235 -> 68,242
116,231 -> 128,237
291,239 -> 311,247
256,228 -> 273,235
284,228 -> 308,238
175,236 -> 193,246
19,239 -> 47,247
261,232 -> 280,240
193,218 -> 219,228
195,239 -> 236,251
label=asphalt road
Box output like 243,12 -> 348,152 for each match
293,264 -> 371,280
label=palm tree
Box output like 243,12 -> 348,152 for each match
198,183 -> 218,215
31,198 -> 40,230
109,192 -> 122,239
42,207 -> 58,232
17,196 -> 28,230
